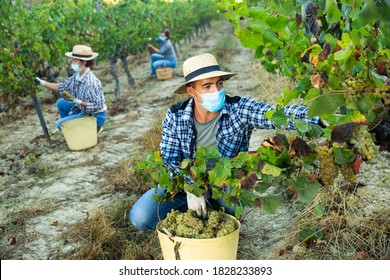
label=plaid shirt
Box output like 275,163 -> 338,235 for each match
159,96 -> 320,167
58,69 -> 105,115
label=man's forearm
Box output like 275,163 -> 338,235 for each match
43,81 -> 59,92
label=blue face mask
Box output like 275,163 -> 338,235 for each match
157,36 -> 166,43
198,89 -> 226,112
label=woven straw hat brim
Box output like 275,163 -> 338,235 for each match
173,71 -> 236,94
65,51 -> 99,61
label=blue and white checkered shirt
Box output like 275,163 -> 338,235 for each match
159,96 -> 320,167
58,68 -> 105,115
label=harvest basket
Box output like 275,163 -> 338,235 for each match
156,67 -> 173,80
157,213 -> 240,260
60,117 -> 97,151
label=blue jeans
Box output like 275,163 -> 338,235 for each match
55,98 -> 106,130
150,54 -> 176,75
129,186 -> 237,230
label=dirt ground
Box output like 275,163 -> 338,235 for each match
1,19 -> 389,260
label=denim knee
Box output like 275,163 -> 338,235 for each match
129,206 -> 155,231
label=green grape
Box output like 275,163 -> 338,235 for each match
340,163 -> 357,182
315,146 -> 338,186
159,209 -> 237,239
350,125 -> 377,161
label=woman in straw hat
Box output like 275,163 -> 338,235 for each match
36,45 -> 106,134
130,53 -> 325,230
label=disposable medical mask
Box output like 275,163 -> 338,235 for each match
71,63 -> 82,73
195,88 -> 226,112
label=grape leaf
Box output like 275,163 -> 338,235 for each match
331,122 -> 358,142
261,194 -> 284,214
333,147 -> 355,164
289,137 -> 313,157
287,176 -> 321,203
306,93 -> 345,118
261,163 -> 282,177
325,0 -> 342,23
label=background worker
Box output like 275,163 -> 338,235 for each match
36,45 -> 106,133
147,29 -> 177,79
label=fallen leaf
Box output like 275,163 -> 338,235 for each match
10,237 -> 17,245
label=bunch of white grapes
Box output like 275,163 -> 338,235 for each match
373,84 -> 390,105
341,78 -> 364,102
350,125 -> 377,161
315,145 -> 338,186
159,209 -> 237,239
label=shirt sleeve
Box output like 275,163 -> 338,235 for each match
159,109 -> 183,167
159,43 -> 169,55
283,104 -> 320,129
241,98 -> 320,130
83,80 -> 105,113
58,76 -> 76,93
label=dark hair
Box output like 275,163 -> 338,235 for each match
161,29 -> 170,39
85,59 -> 95,70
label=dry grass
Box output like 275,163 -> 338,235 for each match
284,181 -> 390,260
61,88 -> 184,260
60,209 -> 160,260
0,199 -> 59,259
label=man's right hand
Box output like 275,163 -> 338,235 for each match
186,192 -> 207,219
35,77 -> 46,86
62,90 -> 82,105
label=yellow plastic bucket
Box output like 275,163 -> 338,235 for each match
157,214 -> 240,260
60,117 -> 97,151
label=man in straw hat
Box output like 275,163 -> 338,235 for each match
130,53 -> 325,230
36,45 -> 106,134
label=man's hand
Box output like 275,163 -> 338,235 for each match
62,90 -> 82,105
186,192 -> 207,219
35,77 -> 46,86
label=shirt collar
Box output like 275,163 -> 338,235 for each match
76,67 -> 90,82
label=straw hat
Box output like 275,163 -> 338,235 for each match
173,53 -> 236,94
65,45 -> 98,61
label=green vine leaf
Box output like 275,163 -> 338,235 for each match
333,147 -> 355,165
306,93 -> 345,118
261,163 -> 282,177
325,0 -> 343,24
260,194 -> 284,214
287,176 -> 321,203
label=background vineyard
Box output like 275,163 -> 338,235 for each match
0,0 -> 217,110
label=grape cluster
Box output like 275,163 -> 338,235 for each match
315,146 -> 338,186
340,163 -> 357,183
350,125 -> 376,161
341,78 -> 364,102
373,85 -> 390,105
159,209 -> 237,239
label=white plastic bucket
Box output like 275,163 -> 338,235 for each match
157,214 -> 240,260
60,117 -> 97,151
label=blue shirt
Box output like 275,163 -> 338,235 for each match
58,69 -> 105,115
159,95 -> 320,167
159,40 -> 177,61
